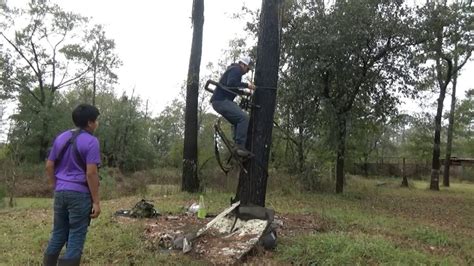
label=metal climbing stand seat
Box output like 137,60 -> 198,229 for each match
205,80 -> 254,175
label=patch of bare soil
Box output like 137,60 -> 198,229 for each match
116,212 -> 327,264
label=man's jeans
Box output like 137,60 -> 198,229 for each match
212,100 -> 249,146
44,190 -> 92,259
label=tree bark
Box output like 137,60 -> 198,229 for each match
297,125 -> 305,173
443,61 -> 458,187
430,26 -> 453,191
182,0 -> 204,193
401,157 -> 408,187
236,0 -> 281,206
92,60 -> 97,106
335,114 -> 347,193
430,93 -> 445,191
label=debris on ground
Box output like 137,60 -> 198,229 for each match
113,202 -> 326,264
114,199 -> 160,218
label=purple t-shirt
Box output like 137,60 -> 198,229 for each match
48,129 -> 101,193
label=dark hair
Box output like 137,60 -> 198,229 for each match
72,104 -> 100,128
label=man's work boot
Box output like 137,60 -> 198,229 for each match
43,253 -> 59,266
58,257 -> 81,266
234,146 -> 254,158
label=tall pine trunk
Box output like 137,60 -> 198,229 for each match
443,64 -> 458,187
236,0 -> 281,206
182,0 -> 204,192
430,89 -> 445,191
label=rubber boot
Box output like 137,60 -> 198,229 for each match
43,253 -> 59,266
58,257 -> 81,266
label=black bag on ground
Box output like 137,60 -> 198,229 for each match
114,199 -> 159,218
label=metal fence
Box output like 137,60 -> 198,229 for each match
348,157 -> 474,181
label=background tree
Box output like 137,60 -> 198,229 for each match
65,24 -> 121,105
0,101 -> 6,141
419,2 -> 473,190
182,0 -> 204,193
451,89 -> 474,157
153,99 -> 185,168
442,1 -> 473,187
276,0 -> 422,193
0,2 -> 117,160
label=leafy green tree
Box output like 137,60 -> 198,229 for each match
276,0 -> 422,193
399,113 -> 435,161
152,99 -> 185,168
0,101 -> 6,142
0,1 -> 119,161
418,2 -> 473,190
451,89 -> 474,157
440,2 -> 473,187
94,91 -> 156,171
64,24 -> 121,105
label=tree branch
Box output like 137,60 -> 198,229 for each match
0,32 -> 40,79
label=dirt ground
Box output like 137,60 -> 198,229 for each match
115,211 -> 327,264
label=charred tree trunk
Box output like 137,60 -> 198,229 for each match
335,114 -> 347,193
236,0 -> 281,206
182,0 -> 204,193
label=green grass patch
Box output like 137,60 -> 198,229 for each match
1,197 -> 51,210
1,176 -> 474,264
410,226 -> 453,247
277,232 -> 454,265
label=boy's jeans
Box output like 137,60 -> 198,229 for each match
212,100 -> 249,146
44,190 -> 92,259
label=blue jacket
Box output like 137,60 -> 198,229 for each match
211,63 -> 249,102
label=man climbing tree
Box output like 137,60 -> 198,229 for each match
235,0 -> 282,206
182,0 -> 204,192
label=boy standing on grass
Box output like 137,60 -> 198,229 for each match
43,104 -> 101,266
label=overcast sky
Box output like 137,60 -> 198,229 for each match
42,1 -> 474,114
2,0 -> 473,129
53,0 -> 260,116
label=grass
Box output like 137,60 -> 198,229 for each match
277,233 -> 451,265
1,176 -> 474,264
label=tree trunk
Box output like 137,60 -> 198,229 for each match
401,157 -> 408,187
297,125 -> 305,173
236,0 -> 281,206
38,92 -> 54,161
430,85 -> 446,191
182,0 -> 204,193
335,114 -> 347,193
430,27 -> 453,191
92,61 -> 97,106
443,63 -> 458,187
363,153 -> 369,177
